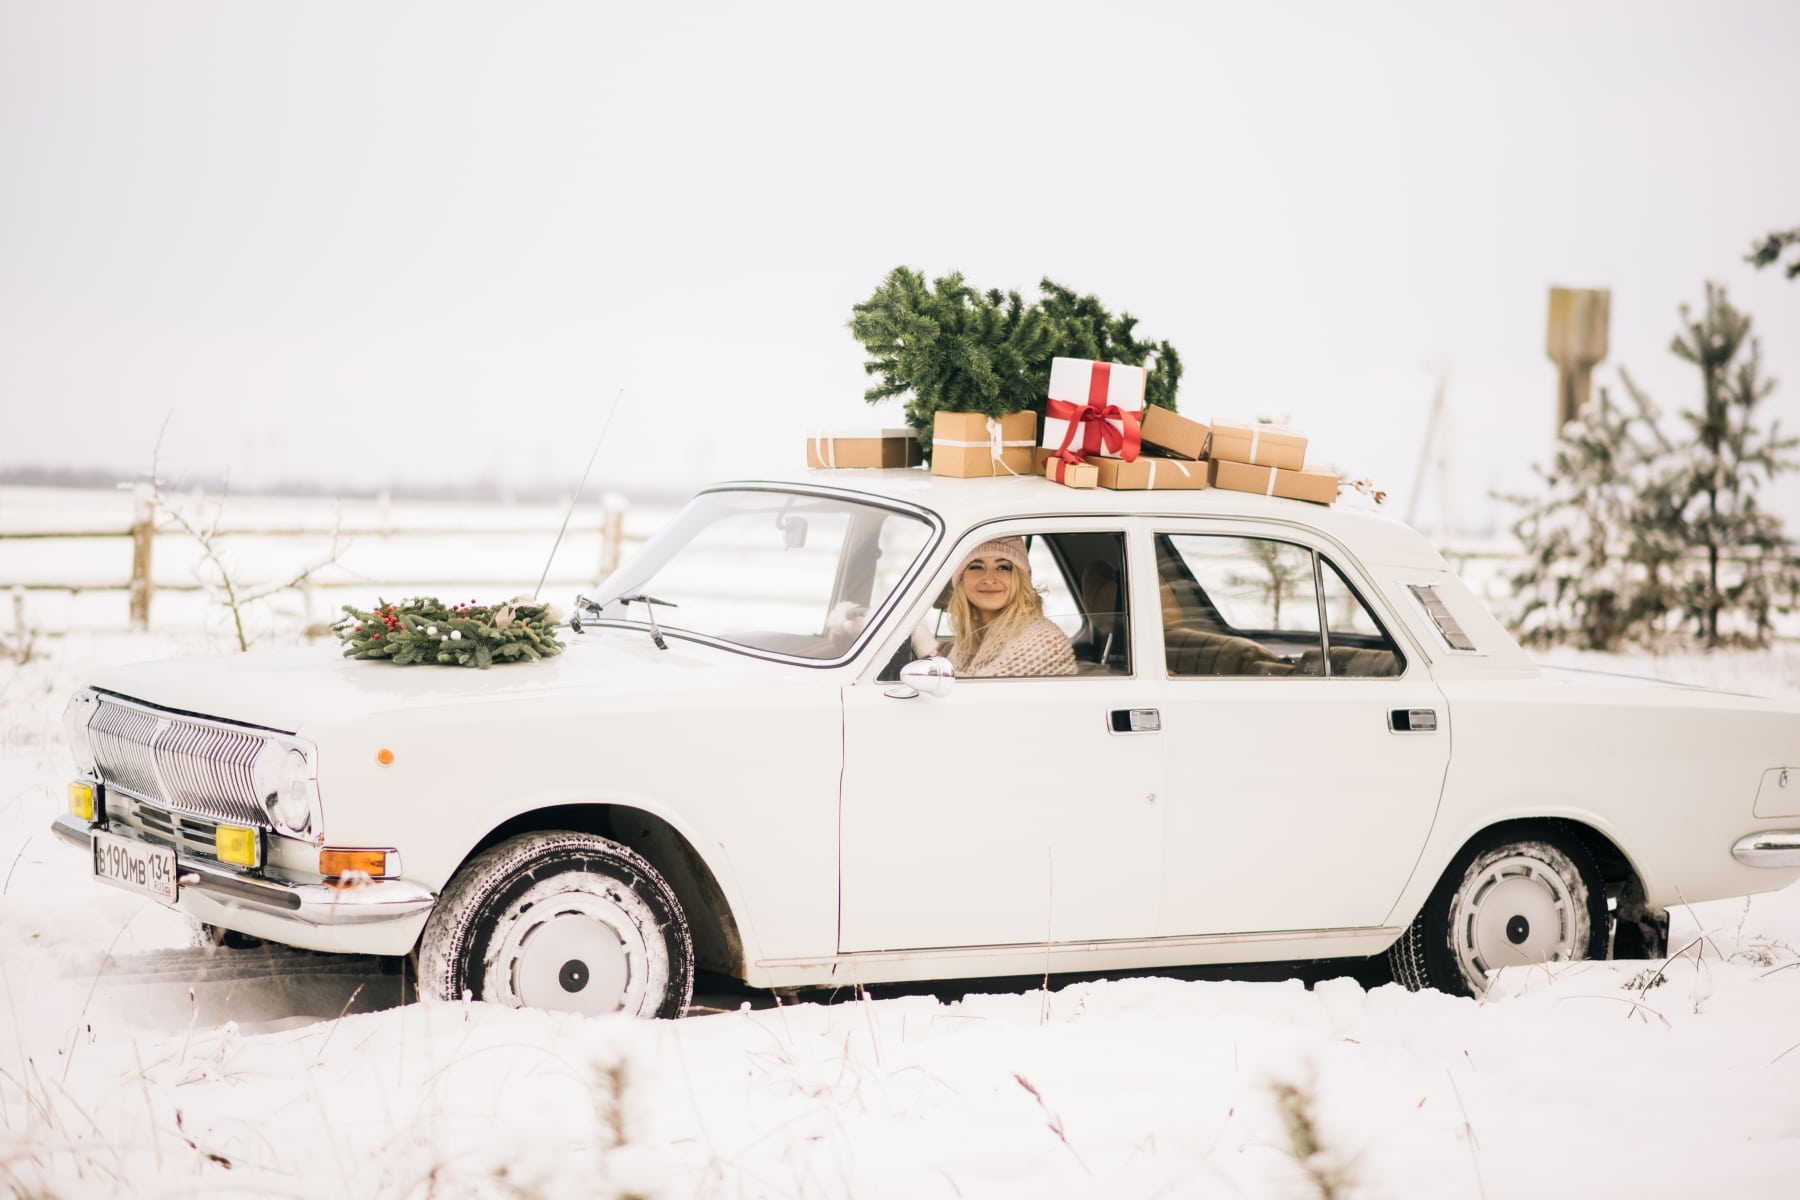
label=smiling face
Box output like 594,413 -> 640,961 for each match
958,556 -> 1019,625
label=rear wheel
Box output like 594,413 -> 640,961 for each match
418,831 -> 693,1017
1388,828 -> 1606,996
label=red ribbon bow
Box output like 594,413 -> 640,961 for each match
1046,448 -> 1088,484
1046,361 -> 1142,462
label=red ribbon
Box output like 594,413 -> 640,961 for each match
1046,448 -> 1088,484
1046,361 -> 1142,462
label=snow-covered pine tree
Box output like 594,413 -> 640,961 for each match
1504,386 -> 1663,650
1611,367 -> 1690,643
1661,284 -> 1800,647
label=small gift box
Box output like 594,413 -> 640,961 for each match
1138,406 -> 1210,461
1209,458 -> 1338,505
1043,449 -> 1098,488
1208,419 -> 1307,471
1091,453 -> 1208,491
930,411 -> 1038,477
805,428 -> 922,469
1043,357 -> 1146,462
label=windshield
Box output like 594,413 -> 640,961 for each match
591,488 -> 935,661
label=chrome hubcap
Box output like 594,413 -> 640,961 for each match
489,876 -> 653,1015
1454,851 -> 1582,992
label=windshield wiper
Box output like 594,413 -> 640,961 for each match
571,592 -> 679,650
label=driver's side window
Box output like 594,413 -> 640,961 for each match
880,530 -> 1131,680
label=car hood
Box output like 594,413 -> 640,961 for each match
85,629 -> 818,735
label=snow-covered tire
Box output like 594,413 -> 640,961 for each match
417,831 -> 693,1018
1388,828 -> 1605,997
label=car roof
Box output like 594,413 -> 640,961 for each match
720,466 -> 1452,571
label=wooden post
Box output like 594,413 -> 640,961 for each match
1547,287 -> 1611,432
597,497 -> 626,583
128,488 -> 155,631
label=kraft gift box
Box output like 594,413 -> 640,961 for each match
1043,454 -> 1098,488
1208,420 -> 1308,472
930,411 -> 1038,478
805,429 -> 922,469
1208,458 -> 1339,505
1137,406 -> 1210,461
1043,357 -> 1146,461
1091,454 -> 1209,491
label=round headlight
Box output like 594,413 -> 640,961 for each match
63,691 -> 98,775
252,743 -> 284,810
271,748 -> 313,833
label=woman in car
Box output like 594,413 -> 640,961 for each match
940,537 -> 1078,677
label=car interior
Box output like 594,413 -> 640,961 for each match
1154,532 -> 1403,678
878,529 -> 1404,681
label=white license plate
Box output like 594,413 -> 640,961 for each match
91,829 -> 178,904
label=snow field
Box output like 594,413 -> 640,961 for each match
5,636 -> 1800,1196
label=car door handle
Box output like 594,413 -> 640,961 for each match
1109,708 -> 1161,734
1390,708 -> 1438,733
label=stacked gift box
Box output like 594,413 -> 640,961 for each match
1037,357 -> 1214,491
804,428 -> 922,470
801,353 -> 1342,505
1205,419 -> 1339,504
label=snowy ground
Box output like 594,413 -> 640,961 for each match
5,633 -> 1800,1198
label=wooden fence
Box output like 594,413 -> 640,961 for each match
0,499 -> 635,633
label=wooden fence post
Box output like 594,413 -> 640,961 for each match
597,497 -> 626,583
128,488 -> 155,631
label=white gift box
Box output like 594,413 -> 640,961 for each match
1042,357 -> 1147,461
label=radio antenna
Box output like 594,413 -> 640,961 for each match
534,387 -> 625,600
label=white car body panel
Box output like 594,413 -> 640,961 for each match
54,467 -> 1800,990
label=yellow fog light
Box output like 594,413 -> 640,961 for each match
214,825 -> 260,868
68,781 -> 96,822
319,848 -> 391,881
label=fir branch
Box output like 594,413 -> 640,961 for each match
334,596 -> 565,668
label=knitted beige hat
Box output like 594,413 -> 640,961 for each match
955,536 -> 1031,580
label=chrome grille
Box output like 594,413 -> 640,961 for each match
90,696 -> 271,829
108,793 -> 223,862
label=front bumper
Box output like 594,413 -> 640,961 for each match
52,814 -> 437,948
1732,830 -> 1800,868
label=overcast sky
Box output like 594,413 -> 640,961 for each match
3,0 -> 1797,533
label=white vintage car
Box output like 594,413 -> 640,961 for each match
54,469 -> 1800,1015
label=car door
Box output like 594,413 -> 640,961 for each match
837,523 -> 1166,953
1149,523 -> 1450,936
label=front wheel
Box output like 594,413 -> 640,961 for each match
418,831 -> 694,1017
1388,828 -> 1606,997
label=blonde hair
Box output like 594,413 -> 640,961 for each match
946,564 -> 1048,674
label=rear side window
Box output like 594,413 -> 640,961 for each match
1408,584 -> 1477,651
1157,532 -> 1403,678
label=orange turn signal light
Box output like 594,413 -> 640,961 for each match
376,748 -> 395,766
320,848 -> 391,879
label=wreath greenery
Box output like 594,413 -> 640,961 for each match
334,596 -> 565,668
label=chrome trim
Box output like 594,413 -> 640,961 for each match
51,814 -> 434,927
763,923 -> 1399,969
583,482 -> 946,670
86,691 -> 322,838
1732,831 -> 1800,868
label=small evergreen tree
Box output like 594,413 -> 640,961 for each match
1506,283 -> 1799,650
848,268 -> 1182,456
1504,386 -> 1663,650
1035,280 -> 1184,412
1661,284 -> 1800,646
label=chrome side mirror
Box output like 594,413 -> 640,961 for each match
887,655 -> 956,700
